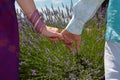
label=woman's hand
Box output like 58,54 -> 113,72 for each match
41,26 -> 63,41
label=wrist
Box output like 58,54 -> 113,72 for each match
27,9 -> 45,33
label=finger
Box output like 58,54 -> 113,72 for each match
47,27 -> 63,39
63,35 -> 73,43
51,28 -> 59,32
48,27 -> 59,32
76,39 -> 81,51
50,33 -> 63,40
54,28 -> 59,32
55,33 -> 63,40
50,37 -> 58,41
65,43 -> 73,52
57,33 -> 64,40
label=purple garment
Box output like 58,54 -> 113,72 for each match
0,0 -> 19,80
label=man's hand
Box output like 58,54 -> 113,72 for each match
41,26 -> 63,41
61,29 -> 81,53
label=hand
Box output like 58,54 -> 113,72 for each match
61,29 -> 81,53
41,26 -> 63,41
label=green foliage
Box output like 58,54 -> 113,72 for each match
19,22 -> 105,80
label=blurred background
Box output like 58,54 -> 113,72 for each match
16,0 -> 109,80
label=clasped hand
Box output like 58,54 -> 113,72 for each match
41,26 -> 81,53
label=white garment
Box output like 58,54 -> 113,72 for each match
65,0 -> 120,79
104,41 -> 120,80
66,0 -> 104,35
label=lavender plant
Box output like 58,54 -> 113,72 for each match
18,0 -> 107,79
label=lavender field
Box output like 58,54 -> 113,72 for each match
18,1 -> 108,80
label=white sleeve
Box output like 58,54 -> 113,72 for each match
66,0 -> 105,35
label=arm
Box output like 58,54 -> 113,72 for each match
16,0 -> 62,38
61,0 -> 105,53
66,0 -> 105,35
16,0 -> 36,16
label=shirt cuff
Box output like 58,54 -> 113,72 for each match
65,16 -> 84,35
